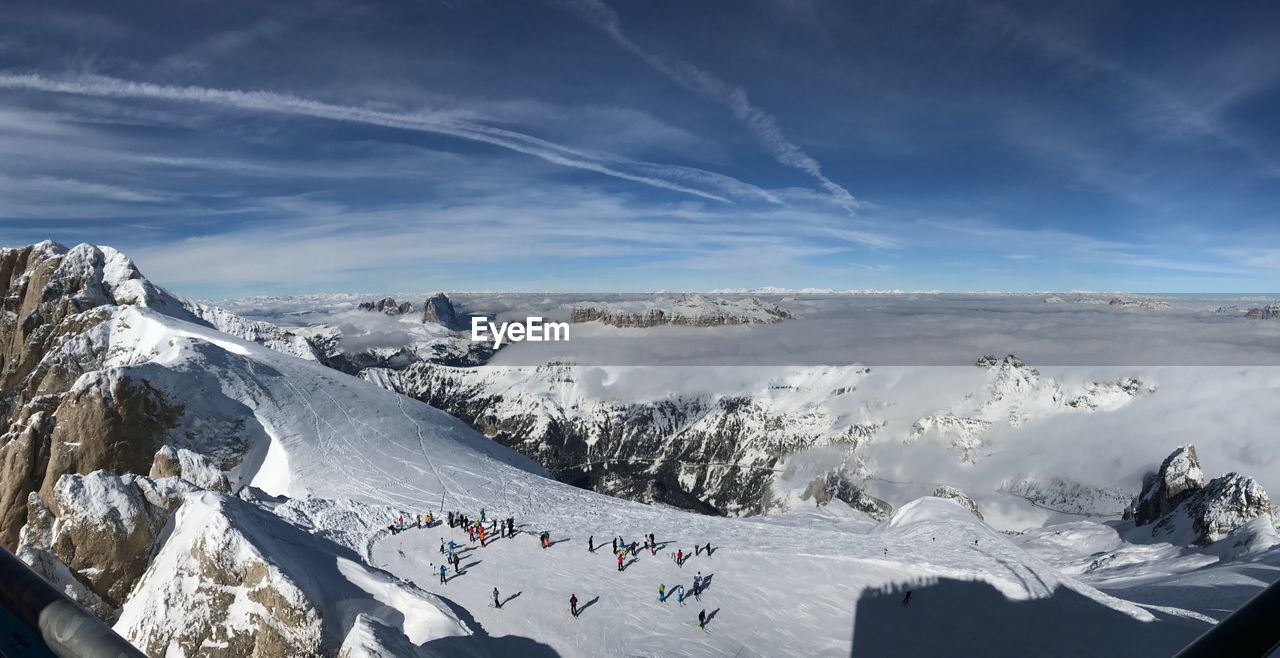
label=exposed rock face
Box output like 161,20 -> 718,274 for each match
570,294 -> 792,328
17,466 -> 200,620
1184,474 -> 1273,544
1128,444 -> 1274,545
421,292 -> 461,329
1109,297 -> 1171,310
150,445 -> 230,491
366,363 -> 876,516
1128,444 -> 1203,525
357,297 -> 413,315
801,470 -> 893,519
115,492 -> 467,657
1244,303 -> 1280,319
933,486 -> 983,520
0,243 -> 195,548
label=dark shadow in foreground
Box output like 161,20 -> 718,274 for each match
428,594 -> 561,658
851,578 -> 1210,658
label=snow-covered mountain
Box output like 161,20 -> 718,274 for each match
2,242 -> 1277,657
570,293 -> 792,327
358,355 -> 1153,517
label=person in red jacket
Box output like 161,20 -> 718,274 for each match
570,594 -> 579,618
617,552 -> 625,572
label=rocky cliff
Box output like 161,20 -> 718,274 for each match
1126,444 -> 1274,545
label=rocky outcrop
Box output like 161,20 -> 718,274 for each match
115,492 -> 467,657
801,470 -> 893,519
933,486 -> 983,520
421,292 -> 461,329
17,464 -> 203,621
0,243 -> 196,548
1109,297 -> 1171,310
357,297 -> 413,315
570,294 -> 792,328
1184,474 -> 1273,544
150,445 -> 230,491
1244,303 -> 1280,320
1128,444 -> 1274,545
1127,444 -> 1203,526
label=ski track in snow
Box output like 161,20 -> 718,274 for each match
78,305 -> 1247,656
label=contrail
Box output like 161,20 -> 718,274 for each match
0,73 -> 781,204
553,0 -> 858,212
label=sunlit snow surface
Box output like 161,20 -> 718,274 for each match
83,302 -> 1277,656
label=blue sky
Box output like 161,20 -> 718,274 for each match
1,0 -> 1279,296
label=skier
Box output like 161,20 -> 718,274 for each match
617,552 -> 625,572
698,609 -> 707,630
439,539 -> 445,555
902,590 -> 912,606
588,536 -> 594,552
658,583 -> 666,602
693,572 -> 702,595
676,549 -> 684,566
507,517 -> 515,538
493,587 -> 502,609
612,537 -> 618,554
439,564 -> 447,585
705,541 -> 713,556
695,543 -> 700,556
479,524 -> 486,546
676,585 -> 687,606
649,532 -> 655,548
570,594 -> 579,618
630,541 -> 637,556
447,512 -> 454,528
480,508 -> 486,523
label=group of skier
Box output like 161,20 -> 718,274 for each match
416,507 -> 718,632
387,511 -> 437,536
446,509 -> 516,541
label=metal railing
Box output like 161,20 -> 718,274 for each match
0,546 -> 144,658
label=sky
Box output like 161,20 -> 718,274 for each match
1,0 -> 1279,297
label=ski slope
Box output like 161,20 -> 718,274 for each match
84,304 -> 1220,656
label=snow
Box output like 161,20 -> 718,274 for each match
13,247 -> 1280,656
62,298 -> 1218,656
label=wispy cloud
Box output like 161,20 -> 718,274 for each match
0,73 -> 783,204
552,0 -> 859,212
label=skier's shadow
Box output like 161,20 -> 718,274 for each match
705,608 -> 720,626
699,574 -> 715,592
624,557 -> 639,570
462,560 -> 483,571
501,591 -> 522,606
547,537 -> 571,547
577,596 -> 600,615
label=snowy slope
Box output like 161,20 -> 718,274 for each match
74,305 -> 1209,656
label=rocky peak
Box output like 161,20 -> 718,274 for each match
1244,303 -> 1280,319
1186,473 -> 1273,544
1128,444 -> 1203,525
1128,444 -> 1273,546
357,297 -> 413,315
422,292 -> 461,329
933,486 -> 984,520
